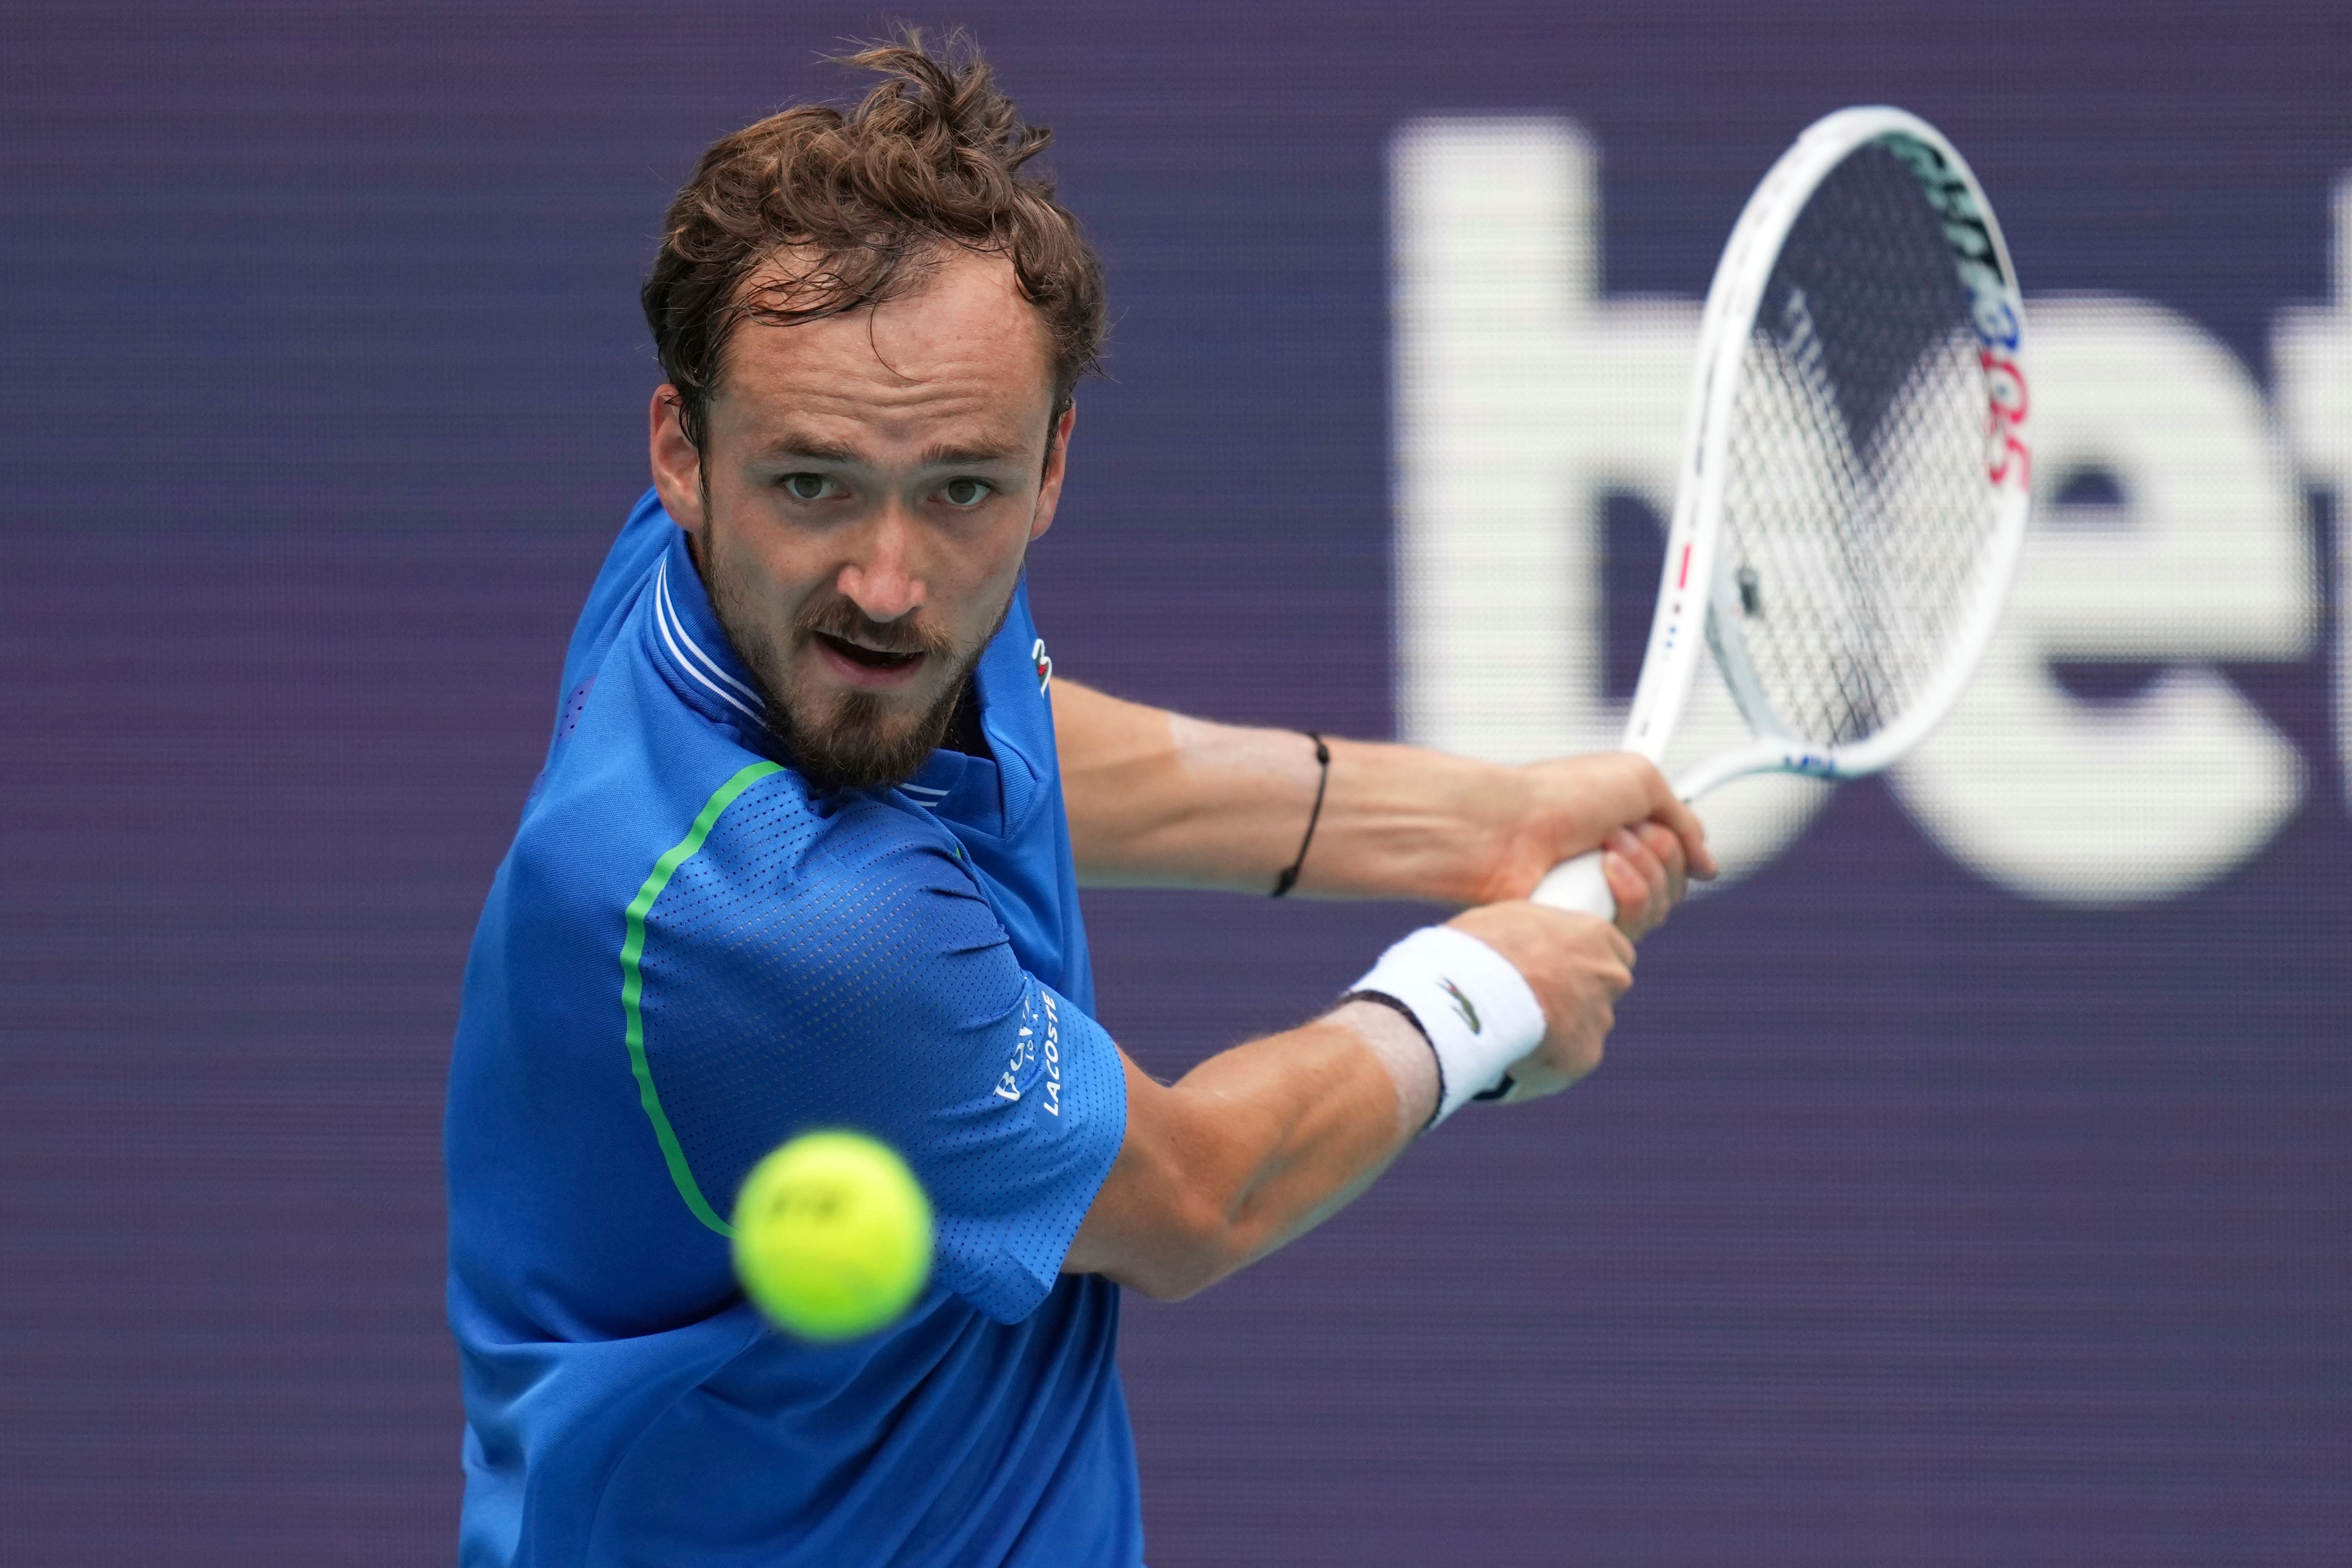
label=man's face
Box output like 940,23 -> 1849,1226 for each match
650,249 -> 1071,791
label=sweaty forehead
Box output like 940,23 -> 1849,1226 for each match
716,249 -> 1056,451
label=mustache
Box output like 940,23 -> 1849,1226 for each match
796,599 -> 955,658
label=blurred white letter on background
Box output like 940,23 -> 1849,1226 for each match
2273,175 -> 2352,813
1893,298 -> 2314,904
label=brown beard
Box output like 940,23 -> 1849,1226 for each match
705,562 -> 1012,794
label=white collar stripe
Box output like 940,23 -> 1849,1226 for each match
652,565 -> 762,725
656,561 -> 764,711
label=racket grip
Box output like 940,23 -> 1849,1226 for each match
1530,849 -> 1617,919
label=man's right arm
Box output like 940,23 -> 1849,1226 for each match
1063,900 -> 1639,1301
1050,677 -> 1713,918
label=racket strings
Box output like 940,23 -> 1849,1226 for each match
1716,142 -> 2001,750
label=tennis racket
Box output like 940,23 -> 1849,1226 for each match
1529,105 -> 2032,919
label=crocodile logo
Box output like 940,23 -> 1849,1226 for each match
1439,978 -> 1481,1034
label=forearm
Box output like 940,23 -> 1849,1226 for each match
1065,1001 -> 1438,1300
1055,679 -> 1520,904
1305,736 -> 1535,904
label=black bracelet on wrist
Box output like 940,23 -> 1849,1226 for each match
1270,731 -> 1330,898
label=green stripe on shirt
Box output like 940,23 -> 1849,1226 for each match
619,759 -> 785,1236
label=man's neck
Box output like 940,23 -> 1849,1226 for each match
941,676 -> 991,760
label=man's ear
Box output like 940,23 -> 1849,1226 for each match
1028,402 -> 1078,543
649,387 -> 707,532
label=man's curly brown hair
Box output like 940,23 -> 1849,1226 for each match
642,30 -> 1109,453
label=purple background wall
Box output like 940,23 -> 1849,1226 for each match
4,2 -> 2347,1562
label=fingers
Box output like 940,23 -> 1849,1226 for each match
1601,827 -> 1675,939
1446,899 -> 1634,982
1646,787 -> 1718,881
1601,918 -> 1636,976
1599,833 -> 1655,935
1442,898 -> 1636,1102
1633,819 -> 1689,905
1600,753 -> 1718,883
1529,912 -> 1631,1090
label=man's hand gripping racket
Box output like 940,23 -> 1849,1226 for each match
1528,111 -> 2033,941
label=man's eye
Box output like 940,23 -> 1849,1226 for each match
941,478 -> 992,508
781,473 -> 833,502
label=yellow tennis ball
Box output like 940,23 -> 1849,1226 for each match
731,1131 -> 935,1342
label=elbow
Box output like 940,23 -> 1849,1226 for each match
1121,1264 -> 1224,1306
1121,1271 -> 1205,1305
1116,1193 -> 1247,1303
1124,1260 -> 1219,1304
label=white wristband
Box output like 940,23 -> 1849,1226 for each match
1346,925 -> 1546,1125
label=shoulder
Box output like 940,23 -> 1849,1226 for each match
506,651 -> 795,964
635,778 -> 1007,1015
558,489 -> 677,692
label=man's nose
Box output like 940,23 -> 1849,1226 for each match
835,505 -> 926,622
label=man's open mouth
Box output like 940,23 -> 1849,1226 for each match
815,631 -> 925,672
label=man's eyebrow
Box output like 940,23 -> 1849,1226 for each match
748,433 -> 1030,469
915,439 -> 1029,469
753,431 -> 863,465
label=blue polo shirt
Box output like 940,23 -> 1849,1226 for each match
445,491 -> 1137,1565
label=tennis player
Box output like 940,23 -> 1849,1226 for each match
444,33 -> 1714,1567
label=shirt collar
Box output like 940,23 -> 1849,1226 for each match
646,528 -> 767,731
644,529 -> 1043,832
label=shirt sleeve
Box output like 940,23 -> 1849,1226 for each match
629,778 -> 1126,1325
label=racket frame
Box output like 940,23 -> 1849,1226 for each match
1621,105 -> 2033,802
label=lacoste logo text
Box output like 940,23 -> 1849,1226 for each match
1040,993 -> 1062,1116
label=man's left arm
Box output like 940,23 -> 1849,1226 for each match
1052,679 -> 1718,932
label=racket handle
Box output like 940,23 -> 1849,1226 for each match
1530,849 -> 1617,919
